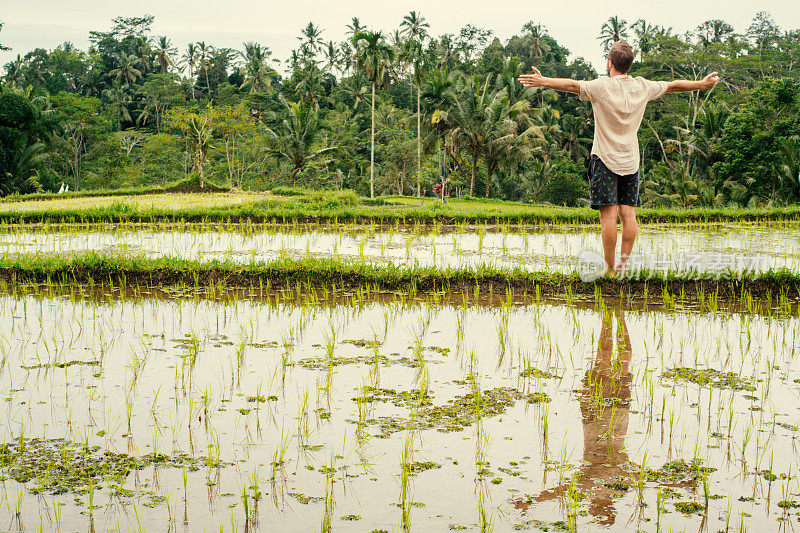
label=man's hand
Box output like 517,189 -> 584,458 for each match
702,71 -> 720,90
666,71 -> 722,93
518,67 -> 546,88
518,67 -> 580,94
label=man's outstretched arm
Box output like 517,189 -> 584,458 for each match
518,67 -> 580,94
666,71 -> 720,93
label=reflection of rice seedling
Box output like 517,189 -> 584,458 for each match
477,487 -> 493,533
271,426 -> 291,485
164,486 -> 175,525
741,426 -> 752,464
184,331 -> 200,368
298,386 -> 311,445
656,488 -> 663,531
182,467 -> 189,525
321,453 -> 336,533
566,473 -> 579,532
540,406 -> 550,456
636,452 -> 649,506
236,327 -> 248,370
496,306 -> 510,360
400,433 -> 413,532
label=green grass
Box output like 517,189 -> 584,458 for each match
1,189 -> 800,225
0,175 -> 232,204
0,252 -> 796,301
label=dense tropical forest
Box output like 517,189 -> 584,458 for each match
0,12 -> 799,207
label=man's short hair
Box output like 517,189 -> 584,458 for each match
608,41 -> 634,74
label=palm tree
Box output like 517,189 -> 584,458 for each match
398,38 -> 427,196
110,53 -> 142,86
598,16 -> 629,50
632,19 -> 657,57
322,41 -> 341,75
558,115 -> 592,162
436,34 -> 459,70
338,42 -> 355,75
696,19 -> 734,47
182,43 -> 199,100
777,138 -> 800,202
420,69 -> 456,196
295,63 -> 324,109
495,56 -> 526,104
102,85 -> 133,128
299,22 -> 324,58
133,36 -> 151,74
2,140 -> 47,195
522,22 -> 551,59
400,11 -> 430,41
196,42 -> 214,96
342,73 -> 371,114
522,158 -> 555,200
448,75 -> 499,196
352,30 -> 396,198
345,17 -> 365,39
647,163 -> 700,208
482,88 -> 533,198
3,55 -> 23,87
240,42 -> 273,93
154,36 -> 177,73
677,104 -> 730,179
399,11 -> 430,196
267,100 -> 338,182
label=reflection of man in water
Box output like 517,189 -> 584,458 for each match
516,307 -> 632,526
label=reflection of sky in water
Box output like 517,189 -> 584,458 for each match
0,222 -> 797,273
3,293 -> 795,531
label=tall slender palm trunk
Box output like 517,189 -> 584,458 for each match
417,84 -> 422,197
470,156 -> 477,197
370,82 -> 376,199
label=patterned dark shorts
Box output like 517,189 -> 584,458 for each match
588,155 -> 640,210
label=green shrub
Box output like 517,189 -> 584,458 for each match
164,173 -> 232,193
270,186 -> 311,196
543,158 -> 590,207
302,190 -> 360,209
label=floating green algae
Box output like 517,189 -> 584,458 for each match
674,501 -> 704,514
0,438 -> 225,501
662,367 -> 755,391
519,367 -> 558,379
22,360 -> 101,370
646,458 -> 716,484
408,461 -> 442,474
353,386 -> 551,436
288,492 -> 324,504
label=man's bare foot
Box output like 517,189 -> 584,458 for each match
615,263 -> 627,277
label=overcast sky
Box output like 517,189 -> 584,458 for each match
2,0 -> 799,75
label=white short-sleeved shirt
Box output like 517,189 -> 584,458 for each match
578,75 -> 668,175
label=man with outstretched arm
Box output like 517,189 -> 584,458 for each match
519,40 -> 720,275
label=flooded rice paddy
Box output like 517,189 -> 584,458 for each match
1,286 -> 799,532
0,221 -> 797,273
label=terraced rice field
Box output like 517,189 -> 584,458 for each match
0,216 -> 797,532
0,221 -> 796,275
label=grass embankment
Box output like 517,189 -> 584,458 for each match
1,252 -> 797,302
1,188 -> 800,225
0,175 -> 232,203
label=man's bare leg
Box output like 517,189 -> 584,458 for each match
598,205 -> 619,274
617,205 -> 638,274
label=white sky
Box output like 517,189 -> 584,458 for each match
1,0 -> 799,75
